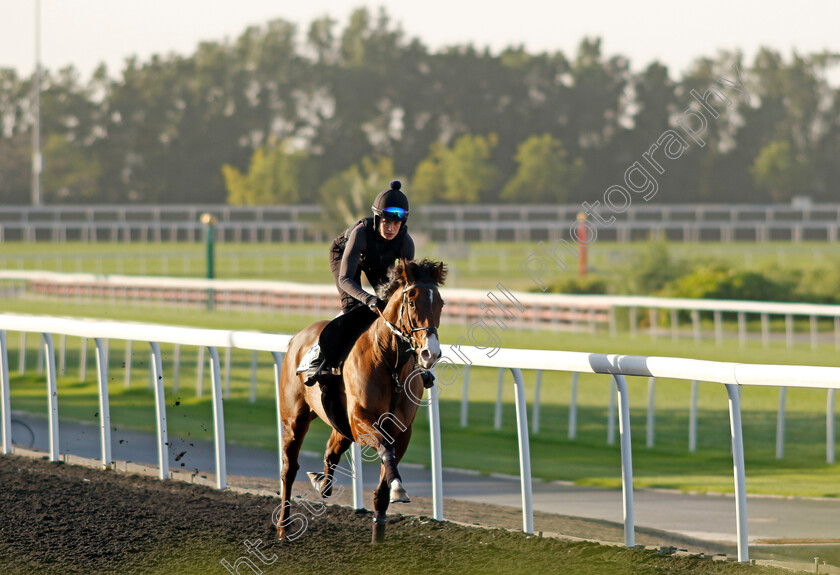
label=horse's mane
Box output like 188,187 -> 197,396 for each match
378,258 -> 448,300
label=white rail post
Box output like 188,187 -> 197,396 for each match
689,380 -> 698,453
250,350 -> 258,404
207,347 -> 227,489
272,351 -> 285,492
459,365 -> 471,428
79,337 -> 87,381
725,384 -> 749,563
350,442 -> 364,510
531,370 -> 543,434
810,315 -> 818,351
18,332 -> 26,375
173,343 -> 181,394
649,308 -> 658,340
93,338 -> 112,470
43,333 -> 59,462
828,389 -> 836,465
670,309 -> 679,342
646,377 -> 655,448
714,311 -> 723,346
428,372 -> 444,521
613,374 -> 635,548
510,368 -> 533,534
776,387 -> 787,460
494,368 -> 504,430
738,312 -> 747,348
124,340 -> 132,388
609,307 -> 617,338
224,346 -> 232,399
761,313 -> 770,348
196,346 -> 205,398
0,331 -> 10,454
835,317 -> 840,351
568,372 -> 578,440
607,378 -> 616,445
629,307 -> 637,339
785,314 -> 794,349
150,342 -> 168,480
691,310 -> 701,343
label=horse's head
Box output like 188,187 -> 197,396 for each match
379,258 -> 447,370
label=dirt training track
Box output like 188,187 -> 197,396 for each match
0,453 -> 791,575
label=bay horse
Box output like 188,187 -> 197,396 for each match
276,258 -> 447,542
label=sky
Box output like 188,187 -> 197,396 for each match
0,0 -> 838,81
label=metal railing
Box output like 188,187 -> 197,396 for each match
2,203 -> 839,243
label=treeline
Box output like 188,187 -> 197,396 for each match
0,7 -> 838,208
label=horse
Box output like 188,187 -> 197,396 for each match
275,258 -> 447,543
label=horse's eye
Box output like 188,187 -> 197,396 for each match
408,300 -> 416,308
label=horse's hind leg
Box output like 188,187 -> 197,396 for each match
276,407 -> 313,541
308,429 -> 351,498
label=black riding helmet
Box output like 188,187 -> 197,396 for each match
372,180 -> 409,229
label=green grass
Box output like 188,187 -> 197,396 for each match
4,296 -> 839,498
2,239 -> 839,497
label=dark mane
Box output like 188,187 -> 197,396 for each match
378,258 -> 448,300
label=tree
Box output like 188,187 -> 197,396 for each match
42,134 -> 101,203
750,140 -> 811,202
501,134 -> 584,203
223,140 -> 312,205
411,142 -> 447,203
0,133 -> 31,204
412,134 -> 500,204
316,156 -> 398,233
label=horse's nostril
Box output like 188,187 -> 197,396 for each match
420,349 -> 432,363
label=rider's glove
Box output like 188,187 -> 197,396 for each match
367,295 -> 386,313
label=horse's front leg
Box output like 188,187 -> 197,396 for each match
371,465 -> 390,544
370,427 -> 414,544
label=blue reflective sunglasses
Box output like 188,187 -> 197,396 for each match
382,207 -> 406,220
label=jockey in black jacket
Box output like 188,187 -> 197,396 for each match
301,180 -> 434,389
330,180 -> 415,314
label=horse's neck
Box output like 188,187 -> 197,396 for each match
367,314 -> 410,369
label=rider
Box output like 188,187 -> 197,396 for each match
302,180 -> 434,388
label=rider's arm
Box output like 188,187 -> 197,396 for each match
401,233 -> 415,261
338,224 -> 378,307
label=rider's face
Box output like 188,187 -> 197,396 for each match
379,219 -> 402,240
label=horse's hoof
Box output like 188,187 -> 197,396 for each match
307,472 -> 331,498
389,479 -> 410,503
371,516 -> 387,544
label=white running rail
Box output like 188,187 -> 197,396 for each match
1,313 -> 840,563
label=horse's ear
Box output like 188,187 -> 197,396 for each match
400,258 -> 413,284
434,261 -> 448,286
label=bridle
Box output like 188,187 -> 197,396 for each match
375,282 -> 440,354
374,281 -> 442,415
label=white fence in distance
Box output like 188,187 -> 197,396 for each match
5,270 -> 840,346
